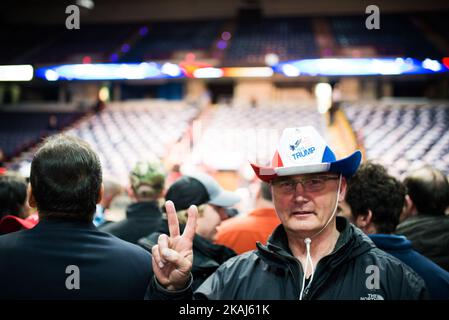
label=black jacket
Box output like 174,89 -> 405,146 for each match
139,221 -> 236,290
149,217 -> 427,300
100,201 -> 163,244
0,219 -> 152,299
396,215 -> 449,272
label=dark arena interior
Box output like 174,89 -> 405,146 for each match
1,0 -> 449,305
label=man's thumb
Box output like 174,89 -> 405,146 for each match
161,248 -> 190,271
162,248 -> 176,259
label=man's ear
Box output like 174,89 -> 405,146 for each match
97,183 -> 104,205
355,209 -> 373,228
400,194 -> 415,222
216,207 -> 229,221
338,176 -> 347,202
28,184 -> 37,208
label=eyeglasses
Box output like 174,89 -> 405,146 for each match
272,175 -> 340,194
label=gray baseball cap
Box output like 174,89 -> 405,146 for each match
188,172 -> 240,208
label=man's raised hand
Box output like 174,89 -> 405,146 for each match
152,200 -> 197,290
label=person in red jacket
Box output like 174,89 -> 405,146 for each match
0,172 -> 38,235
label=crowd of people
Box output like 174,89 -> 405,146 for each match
0,126 -> 448,299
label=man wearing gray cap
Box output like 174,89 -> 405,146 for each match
138,172 -> 240,290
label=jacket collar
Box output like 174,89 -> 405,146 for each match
369,234 -> 412,251
256,217 -> 374,298
264,217 -> 349,252
254,217 -> 375,299
34,218 -> 97,230
126,201 -> 162,219
258,216 -> 374,264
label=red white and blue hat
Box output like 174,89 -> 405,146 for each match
251,126 -> 362,182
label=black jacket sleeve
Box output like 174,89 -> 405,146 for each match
145,275 -> 194,300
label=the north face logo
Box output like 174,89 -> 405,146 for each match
360,294 -> 384,300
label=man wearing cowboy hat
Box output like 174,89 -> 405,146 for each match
149,126 -> 427,299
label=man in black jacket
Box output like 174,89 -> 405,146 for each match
99,161 -> 165,244
149,126 -> 427,300
0,135 -> 152,299
397,166 -> 449,271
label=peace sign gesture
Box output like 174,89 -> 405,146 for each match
152,200 -> 197,291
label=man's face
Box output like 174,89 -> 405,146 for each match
271,172 -> 346,237
196,204 -> 222,241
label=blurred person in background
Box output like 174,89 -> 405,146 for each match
93,178 -> 125,227
46,114 -> 59,136
0,148 -> 5,168
397,166 -> 449,272
166,163 -> 182,188
328,83 -> 342,126
345,162 -> 449,299
0,172 -> 38,235
215,182 -> 280,254
99,161 -> 166,244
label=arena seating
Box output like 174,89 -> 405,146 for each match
5,99 -> 449,183
330,14 -> 442,59
421,11 -> 449,43
2,12 -> 448,66
1,24 -> 137,64
0,111 -> 83,159
121,20 -> 224,61
344,100 -> 449,178
0,25 -> 60,64
224,17 -> 318,65
188,102 -> 327,170
65,100 -> 200,182
5,101 -> 326,179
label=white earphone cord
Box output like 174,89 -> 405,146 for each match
299,174 -> 342,300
